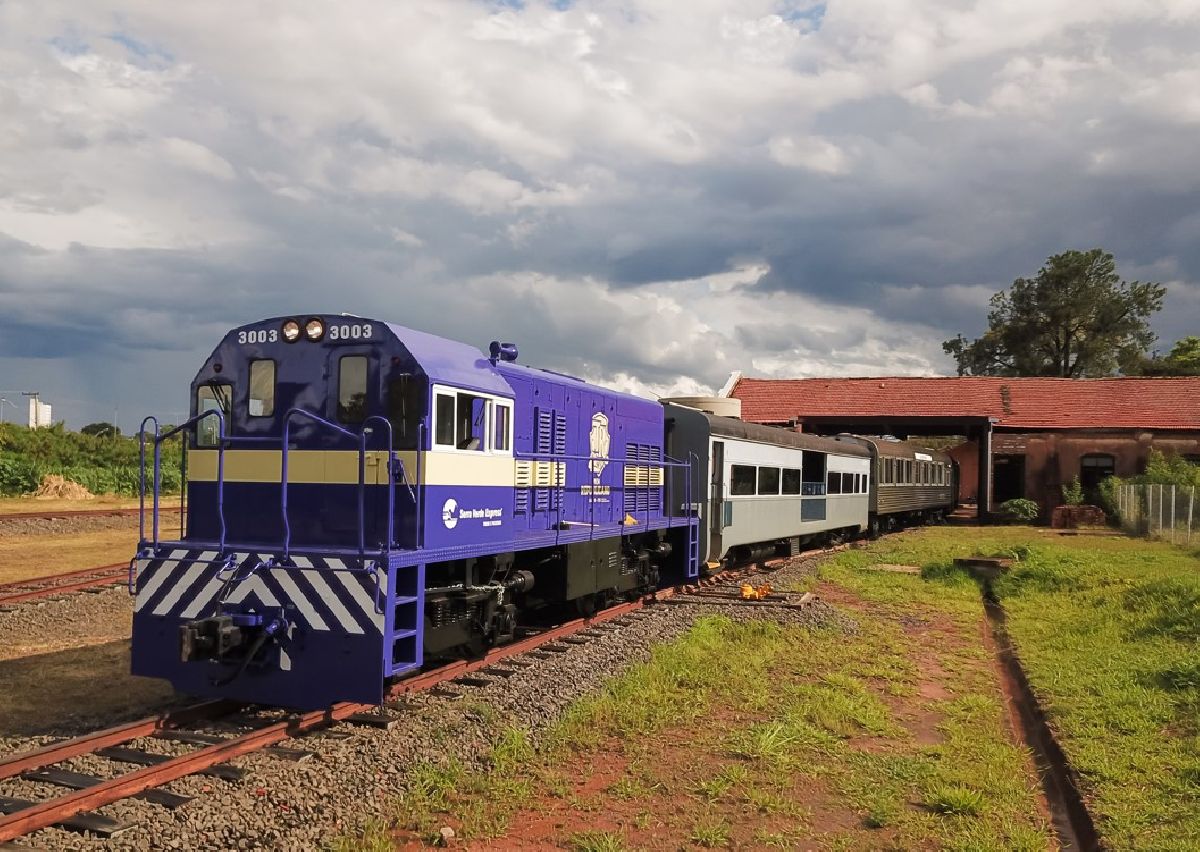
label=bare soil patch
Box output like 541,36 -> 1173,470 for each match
0,639 -> 178,740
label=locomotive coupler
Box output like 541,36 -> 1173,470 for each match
180,611 -> 286,664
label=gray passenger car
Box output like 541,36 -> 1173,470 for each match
664,403 -> 871,566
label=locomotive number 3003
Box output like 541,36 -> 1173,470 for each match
329,323 -> 374,340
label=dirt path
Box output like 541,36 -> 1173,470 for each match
395,580 -> 1051,850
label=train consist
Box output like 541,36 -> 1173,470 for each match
131,315 -> 955,708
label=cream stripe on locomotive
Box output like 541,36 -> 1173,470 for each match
623,465 -> 664,487
189,449 -> 516,488
133,551 -> 384,634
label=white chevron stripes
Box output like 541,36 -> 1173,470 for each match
133,550 -> 387,634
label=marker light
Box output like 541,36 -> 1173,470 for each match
304,318 -> 325,341
281,319 -> 301,343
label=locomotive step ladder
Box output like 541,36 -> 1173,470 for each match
388,561 -> 425,677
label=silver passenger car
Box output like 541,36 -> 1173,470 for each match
663,403 -> 871,566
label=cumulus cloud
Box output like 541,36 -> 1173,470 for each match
1,0 -> 1199,426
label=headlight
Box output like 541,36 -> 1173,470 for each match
304,318 -> 325,341
281,319 -> 301,343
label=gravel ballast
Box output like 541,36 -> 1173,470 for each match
0,553 -> 853,850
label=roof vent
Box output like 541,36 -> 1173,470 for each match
489,341 -> 519,363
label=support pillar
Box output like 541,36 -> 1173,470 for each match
977,423 -> 993,520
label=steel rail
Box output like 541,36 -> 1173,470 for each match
0,507 -> 181,522
0,590 -> 674,843
0,564 -> 128,605
0,701 -> 239,784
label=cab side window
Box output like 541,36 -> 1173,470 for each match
248,360 -> 275,417
387,374 -> 424,450
337,356 -> 368,424
196,384 -> 232,447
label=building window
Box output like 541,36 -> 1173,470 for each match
731,464 -> 756,496
248,360 -> 275,417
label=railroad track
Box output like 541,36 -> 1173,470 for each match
0,543 -> 845,843
0,591 -> 666,843
0,507 -> 181,523
0,565 -> 129,607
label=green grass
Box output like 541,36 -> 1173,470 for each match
821,526 -> 1200,850
334,538 -> 1057,850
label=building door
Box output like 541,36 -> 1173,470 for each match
1080,454 -> 1115,503
992,454 -> 1025,503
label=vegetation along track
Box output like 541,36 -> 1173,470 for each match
0,564 -> 129,607
0,588 -> 681,843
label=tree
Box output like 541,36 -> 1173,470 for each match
1136,336 -> 1200,376
943,249 -> 1165,377
81,422 -> 121,438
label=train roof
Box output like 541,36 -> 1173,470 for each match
838,435 -> 953,463
381,322 -> 513,397
685,408 -> 870,457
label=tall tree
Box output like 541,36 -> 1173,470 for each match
943,249 -> 1165,377
1137,336 -> 1200,376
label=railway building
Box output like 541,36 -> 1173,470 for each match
725,375 -> 1200,520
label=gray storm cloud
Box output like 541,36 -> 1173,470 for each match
0,0 -> 1198,427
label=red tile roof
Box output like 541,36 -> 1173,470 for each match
730,376 -> 1200,430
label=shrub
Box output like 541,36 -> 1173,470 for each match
997,498 -> 1040,523
1061,476 -> 1085,506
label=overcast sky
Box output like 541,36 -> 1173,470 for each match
2,0 -> 1198,429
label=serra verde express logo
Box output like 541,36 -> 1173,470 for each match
442,497 -> 503,530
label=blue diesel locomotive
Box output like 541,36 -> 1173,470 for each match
132,314 -> 955,710
132,315 -> 700,709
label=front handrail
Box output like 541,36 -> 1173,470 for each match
280,409 -> 396,562
139,410 -> 227,554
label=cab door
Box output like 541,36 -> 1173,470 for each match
328,349 -> 387,545
709,440 -> 725,562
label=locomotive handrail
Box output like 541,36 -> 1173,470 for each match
279,409 -> 397,562
139,410 -> 228,556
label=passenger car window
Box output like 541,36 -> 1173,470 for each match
248,360 -> 275,417
435,394 -> 455,446
782,468 -> 803,495
731,465 -> 756,496
827,471 -> 842,494
337,356 -> 368,424
758,467 -> 780,495
196,384 -> 231,447
842,472 -> 854,493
